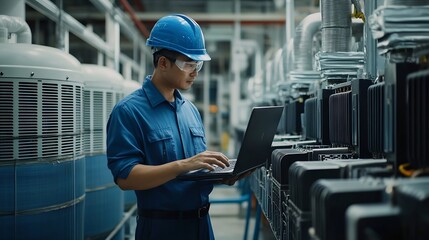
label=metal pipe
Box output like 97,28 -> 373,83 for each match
364,0 -> 378,80
0,15 -> 32,43
26,0 -> 112,55
89,0 -> 146,48
321,0 -> 351,52
105,204 -> 137,240
135,12 -> 285,25
293,13 -> 321,71
118,0 -> 150,38
285,0 -> 294,41
26,0 -> 143,75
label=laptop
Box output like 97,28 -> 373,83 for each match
176,105 -> 284,181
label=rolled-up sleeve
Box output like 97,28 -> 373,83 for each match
106,104 -> 144,182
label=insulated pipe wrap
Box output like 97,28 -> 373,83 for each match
321,0 -> 351,28
0,15 -> 31,43
321,0 -> 351,52
293,13 -> 321,71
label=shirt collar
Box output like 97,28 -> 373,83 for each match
143,75 -> 185,108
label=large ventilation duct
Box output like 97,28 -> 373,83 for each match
316,0 -> 365,86
284,13 -> 322,100
0,15 -> 31,43
321,0 -> 352,52
0,43 -> 84,239
81,64 -> 125,239
293,13 -> 321,71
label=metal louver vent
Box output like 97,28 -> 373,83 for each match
106,92 -> 113,122
83,90 -> 91,153
61,85 -> 74,157
75,86 -> 82,155
407,69 -> 429,168
1,79 -> 83,161
116,93 -> 121,105
0,81 -> 14,161
42,83 -> 59,158
18,82 -> 38,160
93,91 -> 104,152
329,91 -> 352,145
367,82 -> 385,155
304,97 -> 318,140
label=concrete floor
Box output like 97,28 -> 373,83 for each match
210,185 -> 276,240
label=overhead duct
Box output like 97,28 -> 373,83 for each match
321,0 -> 351,52
0,15 -> 32,43
315,0 -> 365,85
284,13 -> 322,100
293,13 -> 321,71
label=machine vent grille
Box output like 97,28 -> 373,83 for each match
106,92 -> 113,122
75,86 -> 82,155
83,90 -> 91,153
116,93 -> 122,104
329,91 -> 352,145
285,100 -> 304,135
18,82 -> 38,160
1,77 -> 83,162
367,82 -> 385,155
61,84 -> 74,157
304,97 -> 318,139
407,69 -> 429,168
42,83 -> 59,158
0,81 -> 14,161
93,91 -> 104,152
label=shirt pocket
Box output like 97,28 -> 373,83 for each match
189,127 -> 206,154
147,128 -> 176,163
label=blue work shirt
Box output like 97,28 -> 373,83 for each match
107,76 -> 214,239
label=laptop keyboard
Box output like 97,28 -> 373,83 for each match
187,160 -> 237,174
212,160 -> 236,173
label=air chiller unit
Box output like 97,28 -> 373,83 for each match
81,64 -> 125,239
0,43 -> 85,239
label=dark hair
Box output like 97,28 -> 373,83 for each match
153,49 -> 181,67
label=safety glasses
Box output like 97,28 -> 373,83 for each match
163,55 -> 203,73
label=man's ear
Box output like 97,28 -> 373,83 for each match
157,56 -> 170,71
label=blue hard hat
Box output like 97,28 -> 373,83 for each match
146,14 -> 211,61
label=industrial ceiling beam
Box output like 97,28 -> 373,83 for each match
134,12 -> 286,25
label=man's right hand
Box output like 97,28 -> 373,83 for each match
179,151 -> 230,173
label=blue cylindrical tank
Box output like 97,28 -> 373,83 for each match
81,64 -> 124,239
0,43 -> 85,239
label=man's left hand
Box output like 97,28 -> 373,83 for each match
217,169 -> 255,186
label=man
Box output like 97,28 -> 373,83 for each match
107,14 -> 242,239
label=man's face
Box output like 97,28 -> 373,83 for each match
164,55 -> 200,91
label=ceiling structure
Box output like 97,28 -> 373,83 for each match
25,0 -> 318,78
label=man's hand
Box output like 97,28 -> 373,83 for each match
179,150 -> 230,173
218,169 -> 255,186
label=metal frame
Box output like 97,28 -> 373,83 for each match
26,0 -> 149,81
